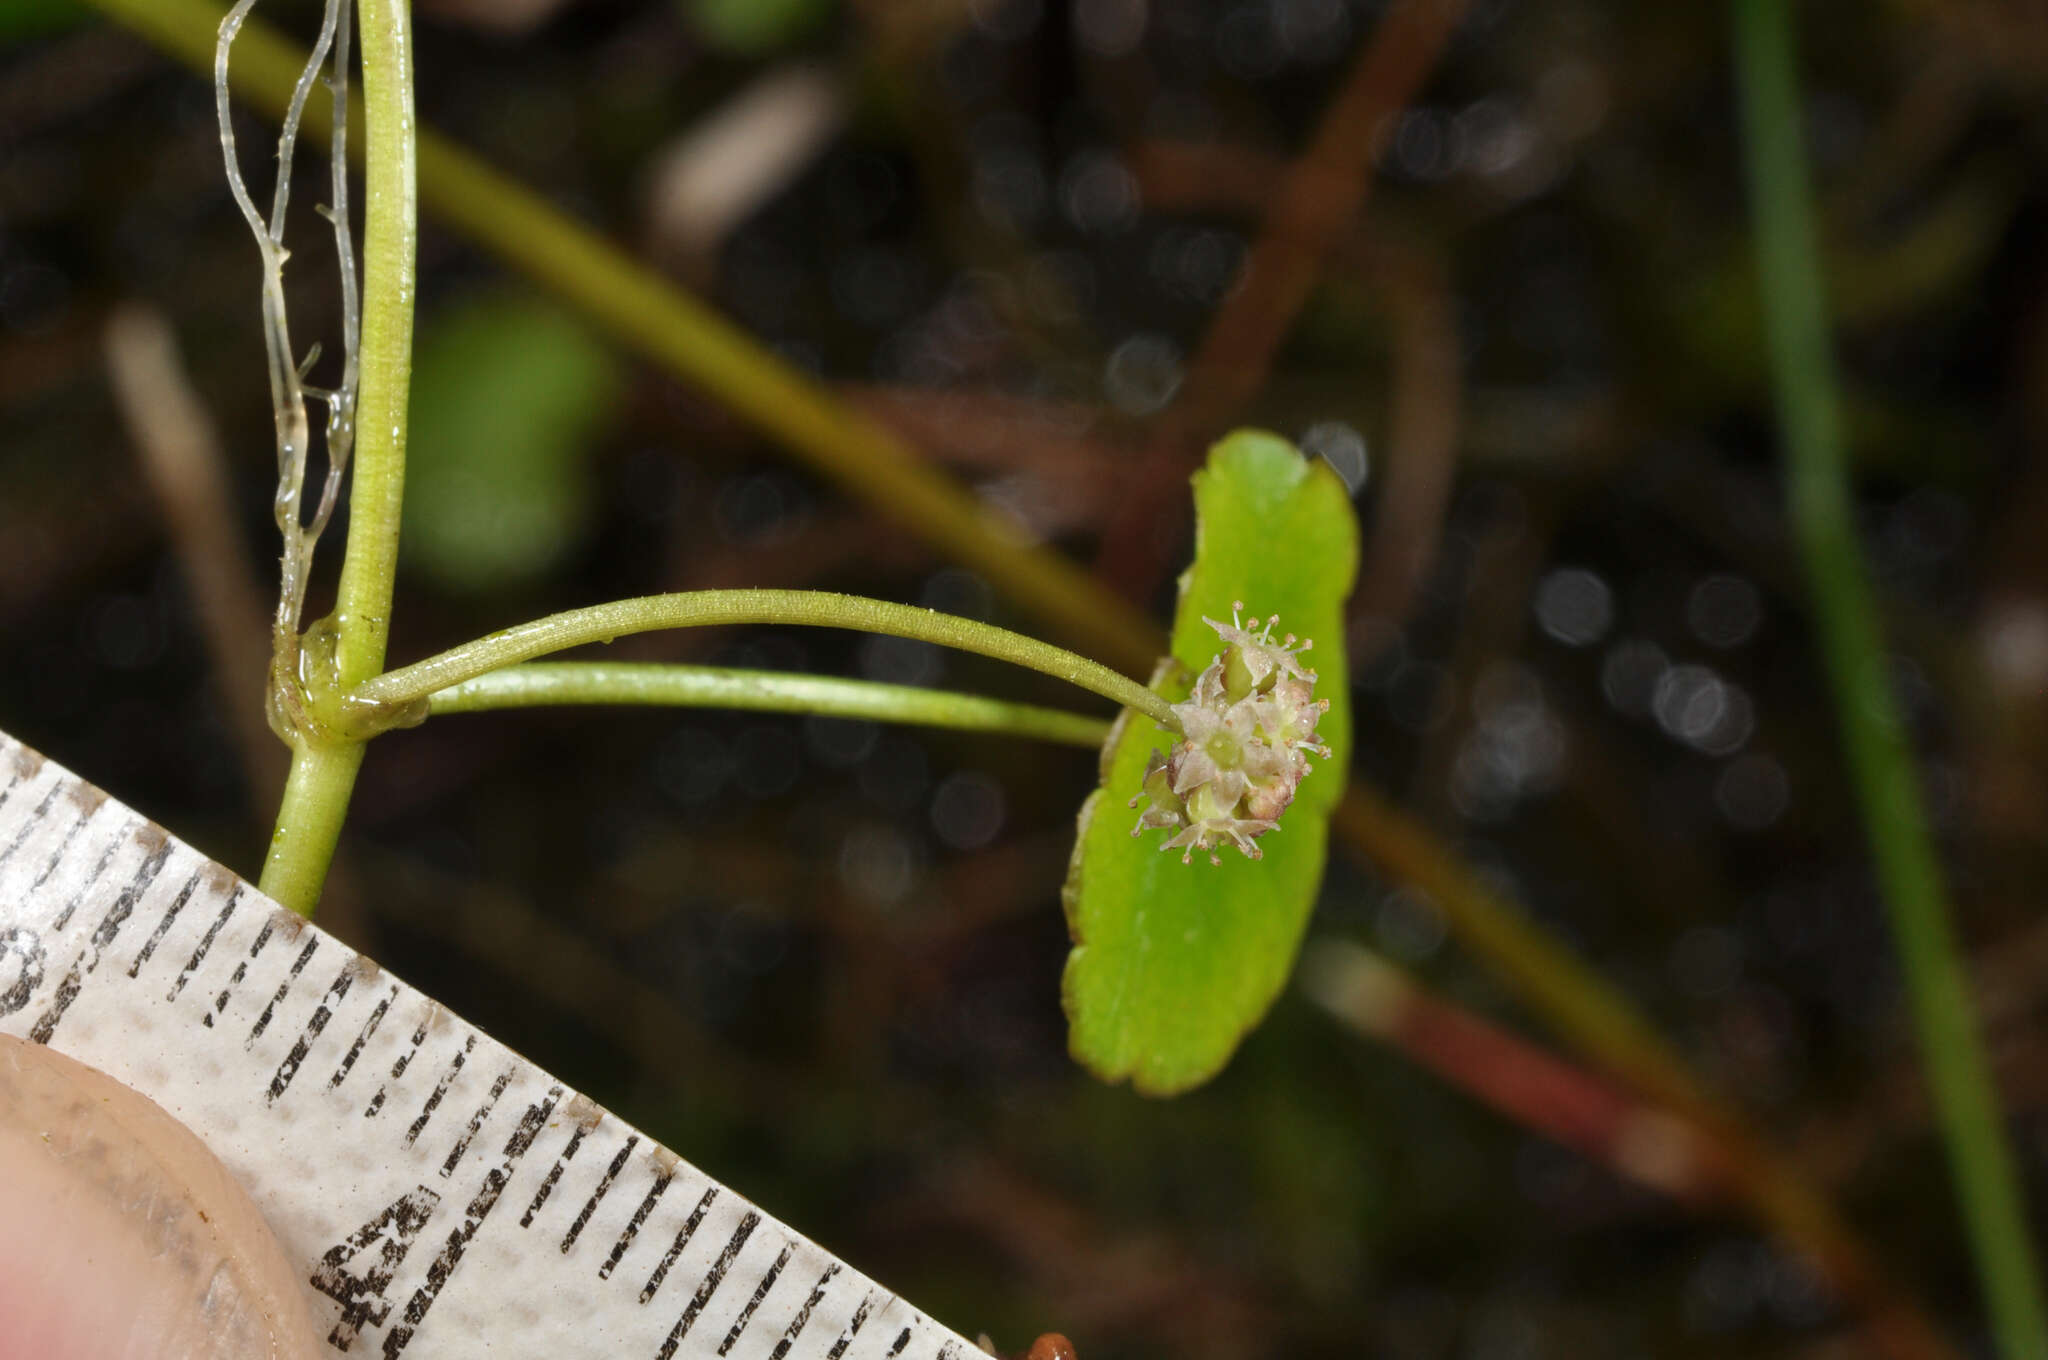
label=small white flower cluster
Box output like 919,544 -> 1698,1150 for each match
1129,604 -> 1331,865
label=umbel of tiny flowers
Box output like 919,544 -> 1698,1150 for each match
1129,604 -> 1332,865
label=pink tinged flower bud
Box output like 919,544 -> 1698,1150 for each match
1126,605 -> 1331,865
1242,773 -> 1296,823
1128,751 -> 1187,835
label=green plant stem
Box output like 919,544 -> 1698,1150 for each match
1733,3 -> 2048,1356
79,0 -> 1149,676
358,591 -> 1178,729
84,6 -> 1960,1346
428,663 -> 1113,748
256,0 -> 416,917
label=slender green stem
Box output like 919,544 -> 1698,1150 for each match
429,663 -> 1113,748
358,591 -> 1179,729
326,5 -> 413,692
257,0 -> 416,917
1733,3 -> 2048,1355
87,7 -> 1959,1345
258,739 -> 364,918
78,0 -> 1153,675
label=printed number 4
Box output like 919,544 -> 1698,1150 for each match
310,1186 -> 442,1351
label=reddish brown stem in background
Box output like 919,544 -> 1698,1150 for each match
1093,0 -> 1470,600
1328,792 -> 1960,1360
1131,148 -> 1467,664
1303,941 -> 1724,1204
1343,235 -> 1464,663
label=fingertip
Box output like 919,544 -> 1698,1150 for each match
0,1033 -> 321,1360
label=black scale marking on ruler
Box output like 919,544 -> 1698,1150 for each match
722,1242 -> 794,1356
29,794 -> 97,895
32,836 -> 172,1043
656,1209 -> 760,1359
0,733 -> 980,1359
249,935 -> 321,1045
366,1018 -> 430,1118
824,1292 -> 874,1360
521,1115 -> 591,1227
0,784 -> 61,869
127,868 -> 204,979
206,916 -> 275,1029
169,887 -> 239,1001
769,1263 -> 839,1359
602,1169 -> 674,1279
642,1186 -> 718,1303
330,987 -> 395,1090
49,817 -> 130,932
441,1068 -> 516,1177
268,961 -> 360,1103
404,1033 -> 477,1146
564,1133 -> 639,1253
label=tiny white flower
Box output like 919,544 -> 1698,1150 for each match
1127,604 -> 1332,865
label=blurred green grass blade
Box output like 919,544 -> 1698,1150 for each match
1063,431 -> 1358,1095
687,0 -> 832,54
0,0 -> 89,40
403,291 -> 622,593
1732,3 -> 2048,1356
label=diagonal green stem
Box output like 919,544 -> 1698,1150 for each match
357,591 -> 1178,729
1733,3 -> 2048,1355
87,6 -> 1961,1346
256,0 -> 415,916
79,0 -> 1152,676
428,663 -> 1112,748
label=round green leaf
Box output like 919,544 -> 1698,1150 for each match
1062,429 -> 1360,1095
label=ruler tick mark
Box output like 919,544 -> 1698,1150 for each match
717,1239 -> 790,1355
600,1171 -> 672,1280
520,1119 -> 589,1228
0,735 -> 989,1360
366,1017 -> 430,1118
562,1134 -> 638,1254
0,786 -> 61,869
504,1085 -> 564,1159
169,887 -> 239,1002
655,1210 -> 758,1360
376,1084 -> 562,1358
768,1263 -> 839,1359
30,802 -> 92,894
267,962 -> 357,1103
49,817 -> 129,932
203,916 -> 273,1030
404,1034 -> 476,1146
247,935 -> 319,1046
639,1187 -> 717,1304
823,1289 -> 876,1359
127,868 -> 203,978
0,926 -> 45,1018
31,838 -> 170,1043
330,987 -> 394,1089
439,1068 -> 514,1177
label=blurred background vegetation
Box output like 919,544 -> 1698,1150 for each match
4,0 -> 2048,1355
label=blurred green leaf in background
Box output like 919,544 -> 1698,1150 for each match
0,0 -> 87,42
686,0 -> 833,57
402,291 -> 623,595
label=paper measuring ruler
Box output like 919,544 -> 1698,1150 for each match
0,729 -> 983,1359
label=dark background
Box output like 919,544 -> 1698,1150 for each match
5,0 -> 2048,1355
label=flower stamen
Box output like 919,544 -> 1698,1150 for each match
1127,607 -> 1332,865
